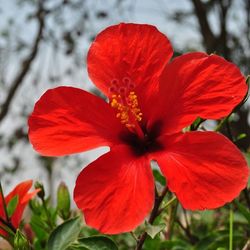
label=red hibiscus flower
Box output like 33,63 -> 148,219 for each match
0,180 -> 38,238
28,23 -> 249,234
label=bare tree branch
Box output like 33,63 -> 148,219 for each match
217,0 -> 232,59
0,1 -> 45,123
190,0 -> 216,53
246,0 -> 250,42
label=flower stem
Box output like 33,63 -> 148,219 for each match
0,217 -> 16,234
41,196 -> 54,230
176,218 -> 198,244
165,199 -> 178,240
0,224 -> 15,246
135,186 -> 168,250
229,206 -> 233,250
157,196 -> 176,215
130,231 -> 138,242
214,117 -> 228,132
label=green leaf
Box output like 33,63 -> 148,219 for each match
57,182 -> 71,220
236,133 -> 247,141
190,117 -> 205,131
235,200 -> 250,224
244,152 -> 250,166
145,223 -> 165,239
244,153 -> 250,187
194,230 -> 243,250
76,236 -> 118,250
160,239 -> 191,250
47,217 -> 82,250
30,214 -> 50,241
143,235 -> 162,250
14,229 -> 30,250
153,169 -> 166,186
7,195 -> 19,218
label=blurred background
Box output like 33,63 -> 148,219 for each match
0,0 -> 249,199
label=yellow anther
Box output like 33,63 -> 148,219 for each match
111,99 -> 119,108
126,124 -> 135,128
110,90 -> 143,128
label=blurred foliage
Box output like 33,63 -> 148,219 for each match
0,176 -> 249,249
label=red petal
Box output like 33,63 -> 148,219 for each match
87,23 -> 173,97
1,181 -> 36,230
74,146 -> 154,234
28,87 -> 124,156
5,180 -> 33,204
156,132 -> 249,210
152,52 -> 247,134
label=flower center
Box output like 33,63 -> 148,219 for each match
109,78 -> 144,138
110,92 -> 143,128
